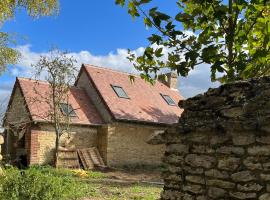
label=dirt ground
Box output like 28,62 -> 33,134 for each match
82,168 -> 163,200
104,168 -> 162,182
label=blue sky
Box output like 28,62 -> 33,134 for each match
0,0 -> 218,107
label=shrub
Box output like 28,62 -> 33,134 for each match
0,167 -> 89,200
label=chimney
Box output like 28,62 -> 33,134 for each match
158,72 -> 178,89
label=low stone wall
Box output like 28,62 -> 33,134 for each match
149,77 -> 270,200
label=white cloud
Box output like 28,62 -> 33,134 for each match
179,64 -> 220,98
1,45 -> 219,109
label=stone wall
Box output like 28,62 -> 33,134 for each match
106,122 -> 166,167
149,77 -> 270,200
28,124 -> 98,165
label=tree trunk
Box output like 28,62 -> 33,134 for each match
54,131 -> 60,167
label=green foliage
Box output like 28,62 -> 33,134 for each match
116,0 -> 270,83
0,32 -> 20,74
0,0 -> 58,23
0,0 -> 59,74
0,167 -> 88,200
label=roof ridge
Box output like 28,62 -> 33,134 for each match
17,77 -> 82,90
17,77 -> 49,84
83,64 -> 142,78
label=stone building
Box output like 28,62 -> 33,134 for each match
149,77 -> 270,200
3,64 -> 182,167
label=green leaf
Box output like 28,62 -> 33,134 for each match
155,48 -> 163,57
128,1 -> 139,18
144,17 -> 152,28
139,0 -> 152,5
115,0 -> 125,6
148,34 -> 162,44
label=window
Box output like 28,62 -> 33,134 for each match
111,85 -> 129,99
60,103 -> 77,117
161,94 -> 176,106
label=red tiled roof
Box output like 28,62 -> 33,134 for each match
81,64 -> 183,125
17,78 -> 103,125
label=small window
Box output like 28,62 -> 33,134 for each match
111,85 -> 129,99
60,103 -> 77,117
161,94 -> 176,106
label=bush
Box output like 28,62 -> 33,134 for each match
0,167 -> 89,200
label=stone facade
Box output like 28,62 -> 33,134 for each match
106,122 -> 166,167
28,124 -> 98,165
26,122 -> 166,166
149,77 -> 270,200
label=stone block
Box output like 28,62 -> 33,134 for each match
229,192 -> 256,199
248,145 -> 270,156
166,144 -> 189,155
208,187 -> 226,199
206,179 -> 235,189
259,193 -> 270,200
218,157 -> 240,171
237,183 -> 263,192
216,146 -> 245,155
183,184 -> 204,194
257,135 -> 270,144
243,157 -> 263,170
231,171 -> 256,182
185,154 -> 216,169
205,169 -> 229,179
185,175 -> 205,185
209,134 -> 230,145
232,133 -> 255,146
260,174 -> 270,181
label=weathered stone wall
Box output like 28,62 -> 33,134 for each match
5,86 -> 31,127
29,124 -> 98,165
106,122 -> 166,167
150,77 -> 270,200
97,125 -> 109,164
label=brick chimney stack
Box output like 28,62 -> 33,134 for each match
158,72 -> 178,89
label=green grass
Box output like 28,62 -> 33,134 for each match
0,166 -> 162,200
82,182 -> 162,200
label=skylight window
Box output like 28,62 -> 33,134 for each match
161,94 -> 176,106
111,85 -> 129,99
60,103 -> 77,117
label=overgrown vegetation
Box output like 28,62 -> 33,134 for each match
0,167 -> 89,200
0,166 -> 162,200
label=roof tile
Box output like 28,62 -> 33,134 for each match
17,78 -> 103,125
82,64 -> 183,124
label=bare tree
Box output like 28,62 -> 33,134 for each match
33,50 -> 77,166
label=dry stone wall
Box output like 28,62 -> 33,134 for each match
149,77 -> 270,200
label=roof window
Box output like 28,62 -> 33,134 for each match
111,85 -> 129,99
60,103 -> 77,117
161,94 -> 176,106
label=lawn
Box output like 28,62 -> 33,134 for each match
0,166 -> 163,200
